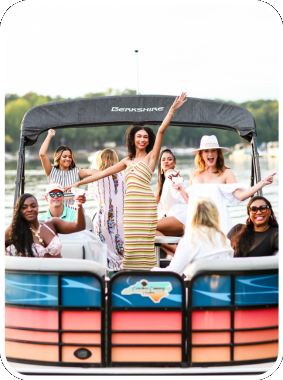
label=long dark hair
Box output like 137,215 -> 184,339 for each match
126,125 -> 156,160
231,196 -> 278,257
53,145 -> 76,169
155,149 -> 176,204
10,194 -> 38,257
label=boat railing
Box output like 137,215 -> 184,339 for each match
5,255 -> 278,368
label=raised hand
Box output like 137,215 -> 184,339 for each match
172,182 -> 182,192
48,129 -> 56,137
261,173 -> 276,187
168,170 -> 180,181
75,194 -> 86,207
171,92 -> 187,110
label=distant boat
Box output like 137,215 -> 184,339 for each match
267,141 -> 279,157
5,153 -> 17,161
5,151 -> 35,162
229,143 -> 251,160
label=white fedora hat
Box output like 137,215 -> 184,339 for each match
190,135 -> 229,154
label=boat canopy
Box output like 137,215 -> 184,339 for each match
21,95 -> 257,146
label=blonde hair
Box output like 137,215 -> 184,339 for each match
97,149 -> 119,171
192,149 -> 228,179
89,150 -> 102,169
190,197 -> 228,248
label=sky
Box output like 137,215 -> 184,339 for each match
1,0 -> 282,103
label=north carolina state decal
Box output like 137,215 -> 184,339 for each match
121,279 -> 172,303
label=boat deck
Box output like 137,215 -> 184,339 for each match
6,360 -> 276,376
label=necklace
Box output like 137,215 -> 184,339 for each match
255,225 -> 270,232
30,223 -> 45,246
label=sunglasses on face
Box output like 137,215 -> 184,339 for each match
249,205 -> 270,214
49,191 -> 64,198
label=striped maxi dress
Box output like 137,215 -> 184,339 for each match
122,160 -> 158,270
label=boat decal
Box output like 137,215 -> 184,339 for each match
121,279 -> 172,303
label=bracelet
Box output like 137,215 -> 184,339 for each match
168,112 -> 175,116
76,182 -> 80,187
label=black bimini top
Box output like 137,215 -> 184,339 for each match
21,95 -> 256,146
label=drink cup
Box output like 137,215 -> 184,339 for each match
172,177 -> 183,183
71,187 -> 86,207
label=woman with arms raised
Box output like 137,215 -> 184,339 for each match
173,135 -> 276,234
39,130 -> 98,208
64,93 -> 187,270
5,193 -> 86,257
152,197 -> 234,277
228,196 -> 278,257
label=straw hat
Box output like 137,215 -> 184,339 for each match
190,135 -> 229,154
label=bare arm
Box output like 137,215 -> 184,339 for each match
64,159 -> 127,191
39,129 -> 55,178
232,172 -> 276,201
79,168 -> 99,179
48,196 -> 86,234
172,183 -> 189,203
148,93 -> 187,168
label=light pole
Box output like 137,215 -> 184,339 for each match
135,50 -> 139,95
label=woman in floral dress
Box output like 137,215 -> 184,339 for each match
88,149 -> 126,275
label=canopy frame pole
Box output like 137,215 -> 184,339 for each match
251,132 -> 262,196
13,135 -> 25,206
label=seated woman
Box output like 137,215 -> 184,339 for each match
152,197 -> 233,276
155,149 -> 187,259
88,148 -> 126,275
5,193 -> 86,257
228,196 -> 278,257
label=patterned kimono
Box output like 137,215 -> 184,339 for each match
88,171 -> 126,271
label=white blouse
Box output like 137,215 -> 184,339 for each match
173,183 -> 248,234
157,178 -> 187,225
152,227 -> 234,276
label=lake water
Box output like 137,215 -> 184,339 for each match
5,157 -> 279,228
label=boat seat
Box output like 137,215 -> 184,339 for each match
185,255 -> 278,280
61,243 -> 85,259
5,256 -> 106,277
59,230 -> 107,271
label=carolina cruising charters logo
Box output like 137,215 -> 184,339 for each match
121,279 -> 172,303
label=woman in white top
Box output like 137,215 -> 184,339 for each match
152,197 -> 234,277
88,149 -> 126,274
39,129 -> 98,207
155,149 -> 187,258
173,135 -> 276,234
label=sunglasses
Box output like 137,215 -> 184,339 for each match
49,191 -> 64,198
249,205 -> 270,214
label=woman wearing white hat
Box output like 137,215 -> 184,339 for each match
173,135 -> 276,234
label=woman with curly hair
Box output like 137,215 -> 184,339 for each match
64,92 -> 187,270
5,193 -> 86,257
228,196 -> 278,257
39,129 -> 98,207
173,135 -> 276,234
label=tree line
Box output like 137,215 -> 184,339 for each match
5,90 -> 278,154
